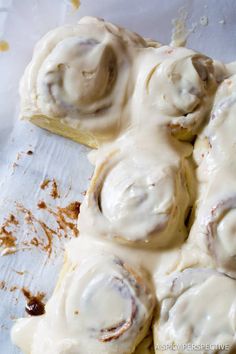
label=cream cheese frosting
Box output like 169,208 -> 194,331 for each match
19,16 -> 147,148
78,128 -> 192,247
12,15 -> 236,354
153,269 -> 236,354
12,246 -> 155,354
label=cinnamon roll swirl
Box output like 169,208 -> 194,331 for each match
154,269 -> 236,354
79,130 -> 191,247
133,46 -> 217,140
19,16 -> 146,148
12,253 -> 155,354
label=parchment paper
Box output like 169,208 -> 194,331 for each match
0,0 -> 235,352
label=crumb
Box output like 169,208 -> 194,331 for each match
0,40 -> 9,52
27,150 -> 33,155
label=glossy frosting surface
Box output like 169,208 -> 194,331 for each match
12,16 -> 236,354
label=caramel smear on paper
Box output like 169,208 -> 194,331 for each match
0,200 -> 81,257
0,40 -> 9,52
71,0 -> 80,10
0,214 -> 19,255
40,178 -> 60,199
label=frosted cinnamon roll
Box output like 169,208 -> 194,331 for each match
12,252 -> 155,354
194,74 -> 236,179
203,194 -> 236,279
19,16 -> 146,148
79,129 -> 191,247
133,46 -> 216,140
153,269 -> 236,354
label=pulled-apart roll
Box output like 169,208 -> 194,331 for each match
153,269 -> 236,354
79,129 -> 192,247
12,252 -> 155,354
132,46 -> 217,140
19,16 -> 146,148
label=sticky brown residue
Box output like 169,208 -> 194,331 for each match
71,0 -> 80,9
50,179 -> 60,199
0,199 -> 80,257
54,202 -> 81,237
18,205 -> 56,256
0,40 -> 9,52
22,288 -> 45,316
37,201 -> 47,209
0,214 -> 19,255
40,179 -> 60,199
40,178 -> 50,190
58,202 -> 81,220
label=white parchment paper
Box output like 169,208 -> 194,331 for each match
0,0 -> 235,352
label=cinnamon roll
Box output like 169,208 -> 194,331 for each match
12,252 -> 155,354
154,269 -> 236,354
79,129 -> 191,247
19,16 -> 146,148
194,74 -> 236,178
203,193 -> 236,278
133,46 -> 217,140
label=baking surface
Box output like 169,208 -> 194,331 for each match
0,0 -> 235,352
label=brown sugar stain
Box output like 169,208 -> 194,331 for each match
40,178 -> 60,199
48,201 -> 81,238
50,179 -> 60,199
17,204 -> 56,257
40,178 -> 50,190
0,214 -> 19,255
37,201 -> 47,209
58,201 -> 81,220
